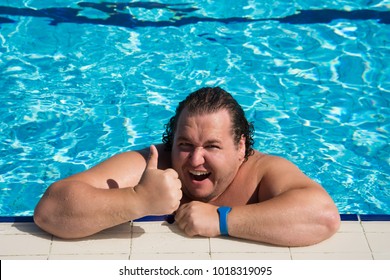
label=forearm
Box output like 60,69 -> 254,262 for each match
34,180 -> 144,239
227,188 -> 340,246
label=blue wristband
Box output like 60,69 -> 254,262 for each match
217,206 -> 232,236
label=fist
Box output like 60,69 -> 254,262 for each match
135,145 -> 182,215
175,201 -> 220,237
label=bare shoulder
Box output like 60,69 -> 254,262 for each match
253,152 -> 299,171
242,151 -> 289,175
249,152 -> 309,176
240,152 -> 297,182
248,152 -> 322,200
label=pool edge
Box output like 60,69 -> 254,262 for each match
1,214 -> 390,223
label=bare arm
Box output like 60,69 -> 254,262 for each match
175,156 -> 340,246
34,179 -> 142,239
34,145 -> 182,239
226,156 -> 340,246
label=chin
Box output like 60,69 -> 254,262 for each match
182,176 -> 215,200
185,188 -> 214,202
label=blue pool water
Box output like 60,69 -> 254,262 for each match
0,0 -> 389,216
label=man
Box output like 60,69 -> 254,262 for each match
34,87 -> 340,246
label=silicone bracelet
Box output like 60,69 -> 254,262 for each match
217,206 -> 232,236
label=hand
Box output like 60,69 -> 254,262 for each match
175,201 -> 220,237
134,145 -> 182,216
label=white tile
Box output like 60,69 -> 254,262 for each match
131,252 -> 211,260
290,232 -> 371,253
0,255 -> 48,260
131,232 -> 209,254
372,253 -> 390,260
0,223 -> 48,235
210,237 -> 289,253
365,233 -> 390,253
0,234 -> 51,256
362,222 -> 390,233
292,252 -> 373,260
337,221 -> 364,232
51,233 -> 131,255
49,254 -> 130,260
2,220 -> 389,260
132,221 -> 180,233
211,252 -> 291,260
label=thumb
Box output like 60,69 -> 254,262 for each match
146,145 -> 159,170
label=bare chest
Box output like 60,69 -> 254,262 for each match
191,154 -> 264,206
210,167 -> 261,206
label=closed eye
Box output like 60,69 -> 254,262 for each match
178,142 -> 193,152
206,144 -> 221,150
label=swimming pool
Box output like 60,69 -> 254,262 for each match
0,0 -> 389,217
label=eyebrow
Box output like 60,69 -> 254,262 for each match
175,136 -> 223,145
204,139 -> 223,145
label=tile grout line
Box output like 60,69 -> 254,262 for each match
1,221 -> 389,260
129,222 -> 133,260
288,247 -> 293,260
208,238 -> 212,260
47,234 -> 54,260
359,220 -> 375,260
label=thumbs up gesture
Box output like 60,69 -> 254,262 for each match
134,145 -> 182,216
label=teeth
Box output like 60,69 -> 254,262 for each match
189,170 -> 210,176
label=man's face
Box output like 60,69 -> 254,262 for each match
171,108 -> 246,202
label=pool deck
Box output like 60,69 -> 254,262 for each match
0,215 -> 389,260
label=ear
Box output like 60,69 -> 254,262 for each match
238,135 -> 246,161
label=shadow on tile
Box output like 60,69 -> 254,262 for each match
9,222 -> 51,237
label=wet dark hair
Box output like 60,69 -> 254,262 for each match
162,87 -> 255,161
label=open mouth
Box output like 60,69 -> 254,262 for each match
189,170 -> 211,181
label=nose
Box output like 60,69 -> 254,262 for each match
189,147 -> 205,167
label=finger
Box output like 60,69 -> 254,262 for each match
146,145 -> 158,170
175,213 -> 186,230
165,168 -> 179,179
174,206 -> 183,222
174,203 -> 188,222
178,189 -> 183,200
